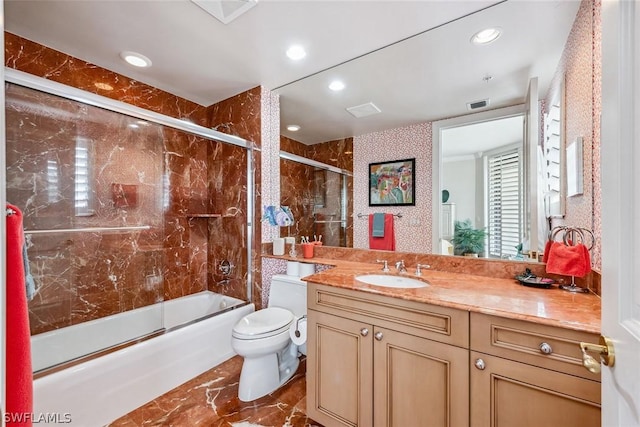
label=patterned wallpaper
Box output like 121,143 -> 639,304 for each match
260,88 -> 281,243
353,123 -> 432,253
545,0 -> 601,270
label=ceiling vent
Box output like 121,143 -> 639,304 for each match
466,99 -> 490,110
346,102 -> 382,118
191,0 -> 258,24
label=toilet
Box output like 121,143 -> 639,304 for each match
231,273 -> 308,401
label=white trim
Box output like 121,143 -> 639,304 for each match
601,1 -> 640,425
431,104 -> 525,253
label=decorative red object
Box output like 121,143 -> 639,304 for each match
368,213 -> 396,251
5,204 -> 33,427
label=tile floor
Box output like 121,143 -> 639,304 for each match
108,355 -> 323,426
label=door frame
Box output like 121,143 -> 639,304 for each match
601,0 -> 640,425
431,104 -> 525,254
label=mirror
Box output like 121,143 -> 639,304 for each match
439,111 -> 525,258
274,1 -> 595,259
278,147 -> 353,247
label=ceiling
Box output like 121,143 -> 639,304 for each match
441,115 -> 523,160
4,0 -> 580,145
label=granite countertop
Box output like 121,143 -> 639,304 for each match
284,256 -> 601,334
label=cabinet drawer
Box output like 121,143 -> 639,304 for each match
308,282 -> 469,348
470,312 -> 600,381
470,351 -> 601,427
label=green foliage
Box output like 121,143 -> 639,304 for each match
452,219 -> 487,255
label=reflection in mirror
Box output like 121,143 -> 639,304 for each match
274,1 -> 597,260
279,153 -> 352,247
440,114 -> 524,259
543,76 -> 566,218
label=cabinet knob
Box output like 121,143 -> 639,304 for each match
374,331 -> 384,341
360,328 -> 369,337
539,342 -> 553,355
474,358 -> 486,370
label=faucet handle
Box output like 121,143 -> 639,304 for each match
415,264 -> 431,276
376,259 -> 390,272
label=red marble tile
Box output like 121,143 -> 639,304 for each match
6,32 -> 255,336
108,356 -> 322,427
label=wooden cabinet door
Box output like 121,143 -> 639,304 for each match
373,327 -> 469,427
470,351 -> 601,427
306,310 -> 373,427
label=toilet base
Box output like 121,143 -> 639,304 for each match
237,341 -> 300,402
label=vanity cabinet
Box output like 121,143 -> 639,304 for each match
469,313 -> 601,427
306,283 -> 602,427
306,282 -> 470,427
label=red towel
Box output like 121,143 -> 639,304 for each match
545,241 -> 592,277
6,204 -> 33,427
369,213 -> 396,251
542,239 -> 553,263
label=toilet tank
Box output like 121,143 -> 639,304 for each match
268,274 -> 307,316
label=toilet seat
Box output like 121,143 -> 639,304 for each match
232,307 -> 293,340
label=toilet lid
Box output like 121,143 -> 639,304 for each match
232,307 -> 293,338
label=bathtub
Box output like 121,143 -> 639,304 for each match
32,291 -> 254,426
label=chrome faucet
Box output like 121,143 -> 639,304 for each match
415,264 -> 431,276
395,260 -> 407,274
376,259 -> 390,272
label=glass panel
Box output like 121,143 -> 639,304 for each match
5,82 -> 250,372
280,157 -> 351,247
5,83 -> 165,371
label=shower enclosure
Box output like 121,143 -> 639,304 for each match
4,70 -> 254,372
280,152 -> 352,247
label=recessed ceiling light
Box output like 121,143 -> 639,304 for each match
286,45 -> 306,61
329,80 -> 345,91
94,82 -> 113,91
287,125 -> 301,132
120,51 -> 152,68
471,27 -> 502,45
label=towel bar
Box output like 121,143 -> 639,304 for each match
356,212 -> 403,219
24,225 -> 151,234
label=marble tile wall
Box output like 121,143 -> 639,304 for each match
5,33 -> 257,332
209,86 -> 264,308
279,136 -> 354,248
4,32 -> 210,126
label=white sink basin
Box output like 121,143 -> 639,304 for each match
355,274 -> 428,288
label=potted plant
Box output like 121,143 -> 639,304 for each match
452,219 -> 487,257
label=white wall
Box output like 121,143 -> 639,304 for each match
442,158 -> 477,226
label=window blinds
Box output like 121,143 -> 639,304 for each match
488,148 -> 523,258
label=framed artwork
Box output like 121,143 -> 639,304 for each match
369,158 -> 415,206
